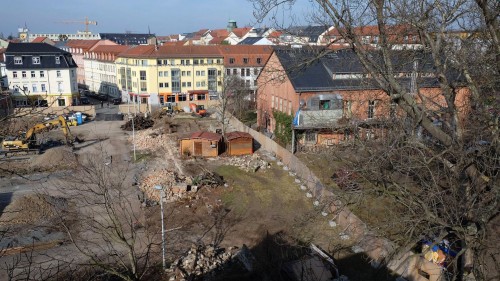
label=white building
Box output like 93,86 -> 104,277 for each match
83,45 -> 129,98
5,43 -> 79,107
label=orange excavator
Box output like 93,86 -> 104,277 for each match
189,103 -> 207,117
2,116 -> 77,154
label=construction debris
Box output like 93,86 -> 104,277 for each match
121,116 -> 154,131
139,168 -> 189,202
131,128 -> 172,152
168,243 -> 239,280
225,154 -> 271,173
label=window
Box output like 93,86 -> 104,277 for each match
14,56 -> 22,64
71,70 -> 75,77
159,96 -> 164,105
182,82 -> 186,87
170,59 -> 175,66
241,68 -> 246,76
157,59 -> 162,65
159,71 -> 163,77
57,70 -> 61,77
163,71 -> 168,76
41,84 -> 46,92
163,60 -> 169,65
32,84 -> 38,92
159,83 -> 164,87
207,59 -> 213,64
187,71 -> 191,76
229,58 -> 235,64
58,99 -> 66,106
180,59 -> 185,65
305,132 -> 317,143
233,69 -> 238,75
288,101 -> 292,115
140,70 -> 146,80
21,71 -> 26,78
226,69 -> 231,75
185,60 -> 190,65
197,94 -> 206,100
256,58 -> 262,64
40,71 -> 45,78
246,69 -> 250,76
194,59 -> 199,65
164,82 -> 169,87
55,56 -> 60,64
178,94 -> 187,101
200,60 -> 204,65
13,71 -> 18,78
196,81 -> 201,87
57,82 -> 63,92
167,95 -> 175,103
271,96 -> 275,108
187,82 -> 192,87
181,71 -> 186,76
141,97 -> 148,104
243,58 -> 249,64
140,81 -> 147,91
254,68 -> 259,75
368,100 -> 376,119
32,56 -> 41,64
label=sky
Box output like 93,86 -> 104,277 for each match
1,0 -> 314,37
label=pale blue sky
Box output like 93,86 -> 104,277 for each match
1,0 -> 314,37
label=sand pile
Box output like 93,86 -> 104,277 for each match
30,146 -> 77,171
0,194 -> 69,225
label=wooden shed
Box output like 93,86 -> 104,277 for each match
225,131 -> 253,156
180,131 -> 223,157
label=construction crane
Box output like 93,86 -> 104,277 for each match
57,16 -> 97,38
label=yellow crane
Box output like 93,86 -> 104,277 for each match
57,16 -> 98,38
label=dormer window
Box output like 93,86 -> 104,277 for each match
32,56 -> 41,64
243,58 -> 249,64
14,56 -> 22,64
229,58 -> 235,64
55,56 -> 60,64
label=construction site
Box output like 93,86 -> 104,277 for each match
0,110 -> 370,281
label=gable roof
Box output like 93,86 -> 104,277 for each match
284,26 -> 330,42
219,45 -> 273,67
32,37 -> 48,43
65,39 -> 100,50
231,27 -> 252,38
6,42 -> 71,54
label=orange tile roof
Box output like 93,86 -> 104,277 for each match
226,131 -> 252,141
32,37 -> 47,43
219,45 -> 273,67
231,27 -> 252,38
209,29 -> 230,38
89,45 -> 130,54
66,39 -> 101,50
209,37 -> 228,45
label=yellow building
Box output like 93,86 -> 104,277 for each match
116,45 -> 224,110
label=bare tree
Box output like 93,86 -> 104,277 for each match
251,0 -> 499,279
50,153 -> 161,281
215,75 -> 250,136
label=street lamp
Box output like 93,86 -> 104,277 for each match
154,185 -> 166,270
128,113 -> 136,161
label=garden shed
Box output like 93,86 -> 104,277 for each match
225,131 -> 253,156
180,131 -> 223,157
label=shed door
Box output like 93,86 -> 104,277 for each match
194,141 -> 202,155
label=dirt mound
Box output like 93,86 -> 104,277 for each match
0,194 -> 69,225
121,116 -> 154,131
30,146 -> 77,171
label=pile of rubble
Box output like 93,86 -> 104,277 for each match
140,168 -> 190,202
168,244 -> 238,280
225,154 -> 271,173
131,129 -> 173,152
121,116 -> 154,131
140,170 -> 225,202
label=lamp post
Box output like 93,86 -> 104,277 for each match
154,185 -> 166,270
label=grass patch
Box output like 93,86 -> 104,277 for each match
132,150 -> 154,163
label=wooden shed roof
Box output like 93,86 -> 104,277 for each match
226,131 -> 253,141
184,131 -> 222,141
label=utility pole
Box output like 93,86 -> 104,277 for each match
154,185 -> 166,270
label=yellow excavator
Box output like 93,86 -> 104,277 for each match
2,116 -> 76,153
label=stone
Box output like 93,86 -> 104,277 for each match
321,211 -> 328,216
294,178 -> 301,183
329,220 -> 337,227
306,192 -> 313,198
313,200 -> 320,206
283,166 -> 289,171
300,185 -> 307,190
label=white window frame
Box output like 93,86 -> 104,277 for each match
57,70 -> 61,78
14,56 -> 22,65
55,56 -> 60,64
40,71 -> 45,78
32,56 -> 41,64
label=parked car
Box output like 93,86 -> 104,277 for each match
112,98 -> 122,105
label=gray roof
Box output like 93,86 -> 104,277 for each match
99,33 -> 154,45
5,43 -> 77,70
273,47 -> 454,92
238,37 -> 264,45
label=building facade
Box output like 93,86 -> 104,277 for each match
116,45 -> 225,109
84,45 -> 130,98
5,43 -> 79,107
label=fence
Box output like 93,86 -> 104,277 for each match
13,105 -> 96,118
